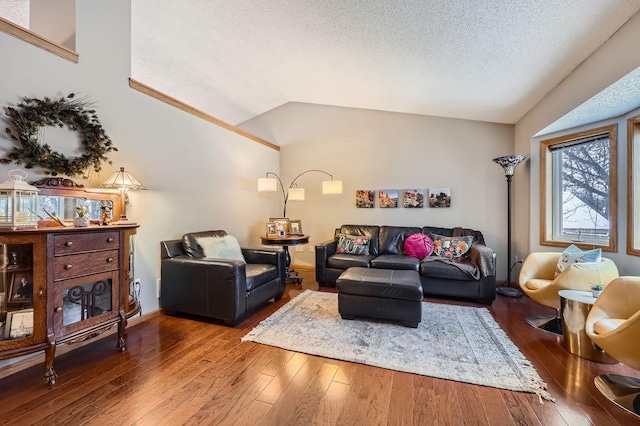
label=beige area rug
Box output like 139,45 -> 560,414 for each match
242,290 -> 553,402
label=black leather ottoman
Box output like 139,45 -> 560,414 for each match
336,267 -> 423,328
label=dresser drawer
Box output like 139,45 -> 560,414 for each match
54,232 -> 120,255
53,250 -> 119,280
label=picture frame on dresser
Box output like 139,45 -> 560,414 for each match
4,308 -> 33,339
9,273 -> 32,303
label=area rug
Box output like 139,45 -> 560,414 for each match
242,290 -> 553,402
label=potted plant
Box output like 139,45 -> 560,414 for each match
73,206 -> 90,227
591,284 -> 603,298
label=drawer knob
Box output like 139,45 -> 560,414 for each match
65,264 -> 73,270
107,237 -> 114,242
55,307 -> 63,313
65,241 -> 73,247
106,257 -> 114,263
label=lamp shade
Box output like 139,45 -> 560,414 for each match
100,167 -> 146,190
322,180 -> 343,194
258,177 -> 278,192
288,187 -> 305,200
493,155 -> 527,177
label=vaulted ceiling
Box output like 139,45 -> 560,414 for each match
131,1 -> 640,130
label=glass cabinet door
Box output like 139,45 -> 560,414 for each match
0,242 -> 35,342
54,270 -> 119,338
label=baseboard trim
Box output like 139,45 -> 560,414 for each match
0,310 -> 160,381
290,264 -> 315,272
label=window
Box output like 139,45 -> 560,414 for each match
540,124 -> 617,251
628,115 -> 640,256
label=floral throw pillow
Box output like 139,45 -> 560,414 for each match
430,234 -> 473,259
336,234 -> 371,255
555,244 -> 602,276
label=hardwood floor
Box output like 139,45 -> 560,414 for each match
1,270 -> 639,425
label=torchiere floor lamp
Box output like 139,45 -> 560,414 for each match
493,155 -> 527,298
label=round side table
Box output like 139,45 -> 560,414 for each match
558,289 -> 617,363
260,234 -> 309,284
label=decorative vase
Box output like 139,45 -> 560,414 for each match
591,289 -> 603,298
73,217 -> 90,227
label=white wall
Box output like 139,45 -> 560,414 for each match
30,0 -> 75,50
515,12 -> 640,275
0,0 -> 280,320
241,102 -> 515,273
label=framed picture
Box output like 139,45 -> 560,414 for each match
266,222 -> 278,238
4,308 -> 34,339
269,218 -> 290,236
428,187 -> 452,208
378,190 -> 398,208
289,220 -> 303,235
402,189 -> 425,208
356,190 -> 375,208
9,273 -> 32,302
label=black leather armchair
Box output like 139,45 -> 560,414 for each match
160,230 -> 286,326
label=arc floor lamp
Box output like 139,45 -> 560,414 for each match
493,155 -> 527,298
257,169 -> 342,216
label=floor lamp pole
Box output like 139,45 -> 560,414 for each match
497,171 -> 523,298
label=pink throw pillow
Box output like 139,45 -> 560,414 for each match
404,233 -> 434,259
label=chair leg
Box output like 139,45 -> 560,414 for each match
525,314 -> 563,335
594,374 -> 640,419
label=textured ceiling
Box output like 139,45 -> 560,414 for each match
131,1 -> 640,130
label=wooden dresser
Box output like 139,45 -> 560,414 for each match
0,224 -> 139,385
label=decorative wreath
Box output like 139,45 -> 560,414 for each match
1,93 -> 117,177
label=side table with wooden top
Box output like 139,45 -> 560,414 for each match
260,234 -> 309,284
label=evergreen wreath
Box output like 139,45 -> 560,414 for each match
1,93 -> 117,177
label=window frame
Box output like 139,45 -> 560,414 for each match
540,124 -> 618,252
628,115 -> 640,256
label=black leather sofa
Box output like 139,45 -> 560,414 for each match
315,225 -> 497,304
160,230 -> 286,326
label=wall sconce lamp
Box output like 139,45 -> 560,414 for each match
100,167 -> 146,223
258,169 -> 342,216
493,155 -> 527,298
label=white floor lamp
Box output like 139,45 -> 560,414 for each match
493,155 -> 527,298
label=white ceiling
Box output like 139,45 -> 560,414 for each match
131,1 -> 640,130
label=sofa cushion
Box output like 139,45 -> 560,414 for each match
197,235 -> 246,262
379,226 -> 422,255
404,233 -> 434,259
429,234 -> 473,259
336,234 -> 371,255
182,230 -> 228,257
245,264 -> 279,291
328,253 -> 375,269
371,254 -> 420,271
337,225 -> 380,256
420,260 -> 477,281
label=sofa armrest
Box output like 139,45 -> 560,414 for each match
242,247 -> 283,265
469,244 -> 496,278
315,239 -> 337,284
242,247 -> 286,293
